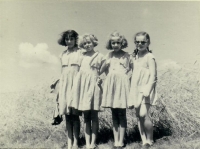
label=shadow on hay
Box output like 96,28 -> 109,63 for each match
153,120 -> 172,141
124,122 -> 172,144
78,121 -> 172,146
78,127 -> 114,146
78,104 -> 173,146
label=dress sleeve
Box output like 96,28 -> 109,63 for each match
99,53 -> 106,67
76,49 -> 84,66
119,52 -> 132,72
59,52 -> 63,59
90,53 -> 105,69
59,52 -> 64,66
147,53 -> 155,61
104,52 -> 112,64
129,54 -> 134,65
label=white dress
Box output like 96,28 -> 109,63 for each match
58,49 -> 82,115
70,52 -> 105,111
128,53 -> 157,107
101,51 -> 132,108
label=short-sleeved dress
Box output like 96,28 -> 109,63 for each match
101,51 -> 132,109
70,51 -> 105,111
58,49 -> 82,115
128,53 -> 157,107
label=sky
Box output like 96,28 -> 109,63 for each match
0,0 -> 200,92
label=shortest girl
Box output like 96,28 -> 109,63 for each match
101,31 -> 132,149
70,34 -> 105,149
128,32 -> 157,148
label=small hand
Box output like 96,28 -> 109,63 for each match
140,86 -> 149,97
142,92 -> 149,97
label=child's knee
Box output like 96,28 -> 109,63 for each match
72,115 -> 80,122
138,104 -> 149,117
91,111 -> 98,122
112,118 -> 119,126
111,108 -> 119,124
65,114 -> 73,123
83,111 -> 91,123
118,109 -> 127,127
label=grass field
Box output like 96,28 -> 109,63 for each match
0,60 -> 200,149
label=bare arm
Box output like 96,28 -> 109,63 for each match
142,57 -> 157,97
99,60 -> 109,75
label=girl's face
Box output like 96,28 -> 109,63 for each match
65,36 -> 76,48
83,37 -> 94,52
135,35 -> 149,51
111,37 -> 122,52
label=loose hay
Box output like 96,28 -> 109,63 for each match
0,60 -> 200,148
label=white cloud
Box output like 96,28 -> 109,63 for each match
19,43 -> 59,68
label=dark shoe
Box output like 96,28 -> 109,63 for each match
52,115 -> 63,125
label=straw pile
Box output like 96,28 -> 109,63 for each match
0,60 -> 200,148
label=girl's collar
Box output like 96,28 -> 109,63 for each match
112,50 -> 126,57
68,47 -> 78,51
138,49 -> 148,57
63,47 -> 78,54
136,51 -> 150,59
89,51 -> 99,66
83,50 -> 96,56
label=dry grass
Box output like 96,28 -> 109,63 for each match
0,60 -> 200,148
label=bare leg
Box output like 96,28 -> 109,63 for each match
142,104 -> 153,145
84,111 -> 91,148
118,109 -> 127,147
136,106 -> 147,145
73,115 -> 80,147
139,102 -> 153,145
90,111 -> 99,147
119,126 -> 126,146
111,108 -> 119,146
66,115 -> 73,149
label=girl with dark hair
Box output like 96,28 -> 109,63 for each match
52,30 -> 82,149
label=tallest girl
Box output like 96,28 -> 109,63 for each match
58,30 -> 81,149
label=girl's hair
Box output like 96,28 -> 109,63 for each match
133,31 -> 152,56
106,31 -> 128,50
78,34 -> 98,49
58,30 -> 79,47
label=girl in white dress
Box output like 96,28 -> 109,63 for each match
100,31 -> 133,149
128,32 -> 157,148
57,30 -> 82,149
70,34 -> 105,149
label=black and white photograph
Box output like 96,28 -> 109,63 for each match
0,0 -> 200,149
